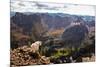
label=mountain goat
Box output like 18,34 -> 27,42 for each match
31,41 -> 42,52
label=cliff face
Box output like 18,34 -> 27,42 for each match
10,12 -> 95,49
62,23 -> 89,48
11,12 -> 45,35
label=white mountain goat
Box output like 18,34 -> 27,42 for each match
31,41 -> 42,53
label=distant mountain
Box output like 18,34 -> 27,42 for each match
11,12 -> 46,35
11,12 -> 95,28
10,12 -> 95,49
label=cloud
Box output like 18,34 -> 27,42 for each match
11,0 -> 95,16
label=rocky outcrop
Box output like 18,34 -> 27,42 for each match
62,23 -> 89,48
10,46 -> 50,66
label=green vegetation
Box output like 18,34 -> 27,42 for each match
50,48 -> 71,59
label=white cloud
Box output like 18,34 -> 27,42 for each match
11,0 -> 95,16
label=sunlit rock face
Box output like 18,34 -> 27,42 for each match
62,22 -> 89,48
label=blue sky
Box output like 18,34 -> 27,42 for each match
11,0 -> 95,16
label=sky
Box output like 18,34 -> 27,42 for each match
11,0 -> 95,16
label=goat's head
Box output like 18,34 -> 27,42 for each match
35,41 -> 42,46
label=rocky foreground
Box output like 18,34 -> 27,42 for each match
11,45 -> 95,67
10,46 -> 50,67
